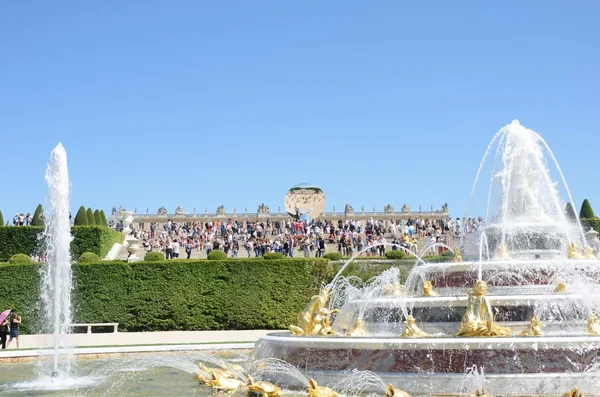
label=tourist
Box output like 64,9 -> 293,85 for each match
172,239 -> 180,259
185,240 -> 193,259
7,312 -> 21,349
165,239 -> 173,259
0,316 -> 8,349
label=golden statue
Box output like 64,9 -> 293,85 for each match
384,282 -> 408,297
307,379 -> 338,397
473,387 -> 493,397
584,247 -> 596,259
586,314 -> 600,335
402,315 -> 429,338
456,280 -> 511,337
246,375 -> 283,397
347,317 -> 366,337
422,280 -> 439,297
518,316 -> 543,336
497,244 -> 510,260
568,243 -> 583,259
289,287 -> 340,336
561,387 -> 585,397
553,278 -> 567,293
384,383 -> 412,397
452,247 -> 463,262
203,372 -> 244,391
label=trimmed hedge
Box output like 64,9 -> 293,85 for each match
323,252 -> 343,261
0,226 -> 124,261
207,250 -> 227,260
263,252 -> 284,260
385,250 -> 405,260
79,252 -> 100,263
9,253 -> 33,264
144,251 -> 164,261
0,259 -> 332,333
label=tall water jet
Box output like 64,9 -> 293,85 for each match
40,143 -> 73,377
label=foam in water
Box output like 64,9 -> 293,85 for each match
40,143 -> 74,377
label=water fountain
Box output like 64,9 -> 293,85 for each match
250,121 -> 600,395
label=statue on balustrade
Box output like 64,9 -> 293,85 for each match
344,204 -> 354,214
157,206 -> 168,216
441,203 -> 449,213
175,206 -> 185,216
401,204 -> 411,213
257,203 -> 270,214
216,205 -> 225,216
384,204 -> 394,214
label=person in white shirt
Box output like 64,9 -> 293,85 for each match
172,239 -> 180,259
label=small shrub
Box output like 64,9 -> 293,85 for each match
441,249 -> 455,258
144,251 -> 164,261
263,252 -> 284,260
323,252 -> 343,261
9,254 -> 33,264
385,250 -> 405,260
79,252 -> 100,263
207,250 -> 227,260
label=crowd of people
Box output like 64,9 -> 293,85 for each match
130,216 -> 468,259
5,213 -> 33,226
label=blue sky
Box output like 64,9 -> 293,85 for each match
1,1 -> 599,221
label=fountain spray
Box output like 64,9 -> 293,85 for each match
41,143 -> 73,377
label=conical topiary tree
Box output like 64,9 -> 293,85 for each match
94,209 -> 102,226
0,210 -> 4,226
86,208 -> 95,225
31,204 -> 45,226
565,202 -> 577,222
580,199 -> 595,219
74,206 -> 88,225
100,210 -> 108,227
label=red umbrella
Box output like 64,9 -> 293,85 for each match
0,309 -> 10,323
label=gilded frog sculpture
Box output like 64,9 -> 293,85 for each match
347,317 -> 366,337
384,282 -> 408,297
586,314 -> 600,335
195,363 -> 238,385
568,243 -> 583,259
384,383 -> 412,397
497,244 -> 510,260
422,280 -> 439,297
518,316 -> 543,336
289,287 -> 340,336
473,387 -> 493,397
246,375 -> 283,397
553,278 -> 567,293
561,387 -> 585,397
456,280 -> 511,337
402,315 -> 429,338
307,379 -> 337,397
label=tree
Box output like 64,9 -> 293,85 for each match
565,202 -> 577,222
74,206 -> 88,225
580,199 -> 595,219
0,210 -> 4,226
31,204 -> 45,226
86,208 -> 96,225
100,210 -> 108,227
94,209 -> 102,226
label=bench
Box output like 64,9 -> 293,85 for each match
66,323 -> 119,334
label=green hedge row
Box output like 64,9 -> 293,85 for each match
0,226 -> 123,261
0,259 -> 334,334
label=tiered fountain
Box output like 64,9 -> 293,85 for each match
251,121 -> 600,395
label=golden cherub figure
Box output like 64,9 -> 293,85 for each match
518,316 -> 543,336
456,280 -> 511,337
402,315 -> 429,338
586,314 -> 600,335
452,247 -> 463,263
422,280 -> 439,297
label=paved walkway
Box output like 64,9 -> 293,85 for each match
0,330 -> 277,359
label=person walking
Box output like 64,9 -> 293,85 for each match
7,312 -> 21,349
0,315 -> 8,349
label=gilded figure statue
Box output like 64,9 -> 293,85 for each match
584,247 -> 596,259
456,280 -> 511,337
384,282 -> 408,297
402,315 -> 429,338
586,314 -> 600,335
384,383 -> 412,397
289,287 -> 340,336
203,373 -> 244,391
452,248 -> 463,263
347,317 -> 366,337
561,387 -> 586,397
307,379 -> 337,397
518,316 -> 543,336
497,244 -> 510,260
473,387 -> 493,397
553,278 -> 567,293
422,280 -> 439,297
568,243 -> 583,259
